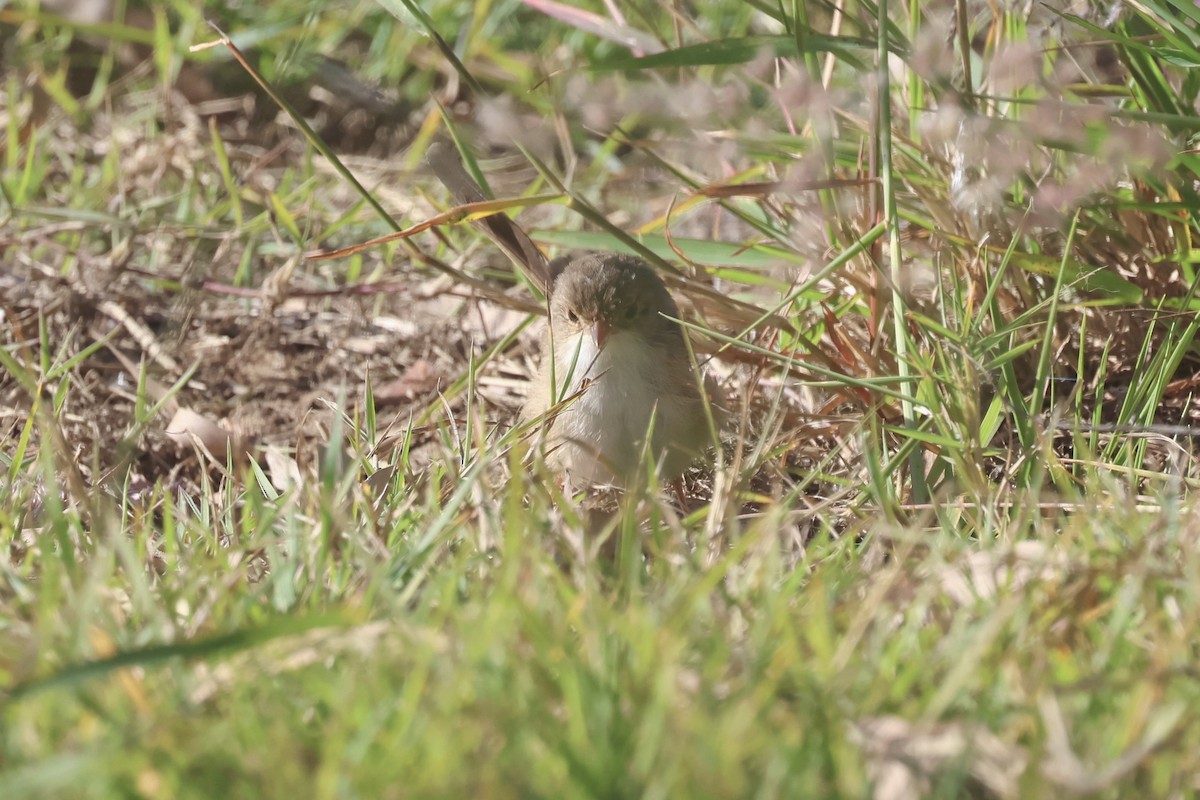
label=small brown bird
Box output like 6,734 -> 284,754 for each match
425,142 -> 717,484
525,253 -> 715,485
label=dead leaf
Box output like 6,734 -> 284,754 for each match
165,407 -> 242,461
375,359 -> 441,406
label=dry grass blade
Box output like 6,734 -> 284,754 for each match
521,0 -> 664,55
303,193 -> 561,264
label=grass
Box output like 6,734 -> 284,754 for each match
4,0 -> 1200,796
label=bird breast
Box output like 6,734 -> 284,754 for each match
547,327 -> 682,481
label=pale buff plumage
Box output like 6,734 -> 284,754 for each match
523,253 -> 716,485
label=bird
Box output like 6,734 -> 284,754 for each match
524,252 -> 716,486
425,142 -> 718,485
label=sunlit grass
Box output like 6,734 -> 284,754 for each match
3,0 -> 1200,795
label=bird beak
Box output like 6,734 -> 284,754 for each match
591,319 -> 609,349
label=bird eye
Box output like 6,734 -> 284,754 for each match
566,310 -> 579,324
